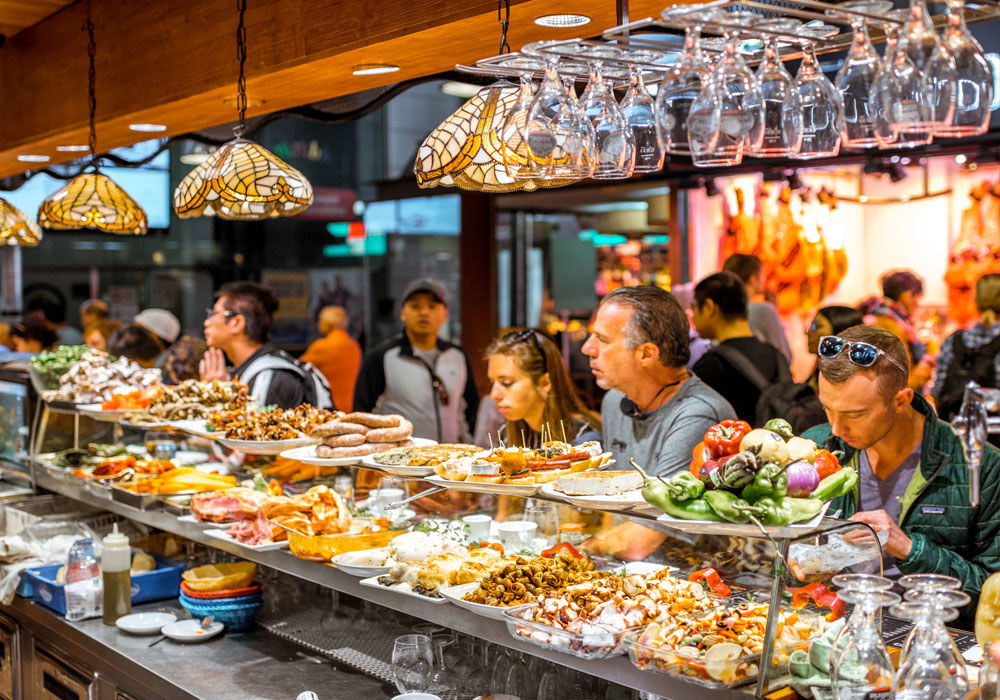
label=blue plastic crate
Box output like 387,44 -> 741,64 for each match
23,554 -> 183,617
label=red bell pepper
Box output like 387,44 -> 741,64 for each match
703,421 -> 752,459
814,450 -> 842,480
541,542 -> 582,559
688,567 -> 732,597
790,582 -> 846,621
469,541 -> 504,555
690,441 -> 711,477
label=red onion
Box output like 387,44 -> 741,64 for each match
785,460 -> 820,497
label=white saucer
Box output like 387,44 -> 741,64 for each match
116,611 -> 177,635
160,618 -> 224,642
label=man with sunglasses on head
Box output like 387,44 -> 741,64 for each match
200,282 -> 333,410
354,279 -> 479,444
803,325 -> 1000,615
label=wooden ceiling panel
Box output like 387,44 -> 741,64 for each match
0,0 -> 72,37
0,0 -> 672,179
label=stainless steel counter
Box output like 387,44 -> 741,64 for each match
2,595 -> 392,700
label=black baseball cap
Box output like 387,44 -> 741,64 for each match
403,278 -> 447,306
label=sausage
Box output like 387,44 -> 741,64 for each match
310,420 -> 369,437
322,433 -> 366,448
365,418 -> 413,444
341,412 -> 401,429
316,443 -> 390,459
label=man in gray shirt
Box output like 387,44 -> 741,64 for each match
582,286 -> 736,477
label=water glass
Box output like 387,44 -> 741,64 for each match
392,634 -> 433,694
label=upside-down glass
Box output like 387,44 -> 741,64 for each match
689,54 -> 741,167
581,56 -> 636,179
902,587 -> 971,697
832,588 -> 901,700
392,634 -> 433,694
752,33 -> 803,157
938,0 -> 993,136
831,573 -> 895,652
834,1 -> 890,148
621,61 -> 665,173
794,24 -> 845,158
716,14 -> 766,156
500,59 -> 547,181
892,592 -> 970,700
896,0 -> 957,133
871,8 -> 934,148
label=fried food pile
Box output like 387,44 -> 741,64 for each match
462,549 -> 605,607
211,404 -> 340,441
262,485 -> 351,536
143,380 -> 248,420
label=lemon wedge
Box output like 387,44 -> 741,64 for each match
704,642 -> 742,682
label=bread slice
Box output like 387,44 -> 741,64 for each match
554,470 -> 643,496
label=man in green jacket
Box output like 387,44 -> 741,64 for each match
803,325 -> 1000,621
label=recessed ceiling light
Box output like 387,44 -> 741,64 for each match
129,123 -> 167,132
534,14 -> 591,27
57,145 -> 91,152
17,154 -> 50,163
352,63 -> 400,76
440,81 -> 482,98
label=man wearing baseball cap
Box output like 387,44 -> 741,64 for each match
354,278 -> 479,443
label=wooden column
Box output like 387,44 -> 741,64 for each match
459,193 -> 495,395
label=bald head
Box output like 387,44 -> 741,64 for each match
319,306 -> 348,335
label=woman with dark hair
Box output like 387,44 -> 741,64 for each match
107,324 -> 161,368
10,318 -> 58,354
805,305 -> 864,391
485,329 -> 601,448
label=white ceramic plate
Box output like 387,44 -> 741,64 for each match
77,403 -> 145,423
215,435 -> 318,456
424,474 -> 540,496
169,419 -> 224,438
539,480 -> 651,512
358,575 -> 449,604
330,550 -> 394,577
655,500 -> 833,538
161,618 -> 225,642
438,582 -> 509,620
280,438 -> 437,467
205,528 -> 289,551
120,418 -> 170,429
174,450 -> 210,465
176,514 -> 229,529
116,611 -> 177,635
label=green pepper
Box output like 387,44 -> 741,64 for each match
630,459 -> 724,521
754,496 -> 824,526
704,490 -> 762,524
665,472 -> 705,502
708,451 -> 759,491
740,462 -> 788,503
812,467 -> 859,502
763,418 -> 794,441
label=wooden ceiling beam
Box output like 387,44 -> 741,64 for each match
0,0 -> 669,179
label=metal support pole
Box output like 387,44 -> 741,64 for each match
756,538 -> 791,698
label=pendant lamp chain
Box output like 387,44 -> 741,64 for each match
235,0 -> 248,137
85,14 -> 97,165
498,0 -> 510,55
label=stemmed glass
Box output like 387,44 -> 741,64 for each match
499,58 -> 547,181
892,589 -> 971,700
831,573 -> 895,651
869,8 -> 933,148
938,0 -> 993,136
580,50 -> 636,179
750,19 -> 803,158
391,634 -> 433,694
895,0 -> 957,133
657,7 -> 721,156
620,57 -> 665,173
427,634 -> 462,694
832,588 -> 901,700
464,639 -> 492,695
715,14 -> 766,157
794,23 -> 845,158
490,646 -> 515,691
833,1 -> 892,148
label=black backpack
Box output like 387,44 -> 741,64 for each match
712,344 -> 827,432
936,331 -> 1000,422
239,349 -> 335,410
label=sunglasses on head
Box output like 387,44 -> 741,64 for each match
817,335 -> 908,374
502,329 -> 548,375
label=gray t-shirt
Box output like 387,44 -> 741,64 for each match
748,301 -> 791,361
601,375 -> 737,477
859,446 -> 921,578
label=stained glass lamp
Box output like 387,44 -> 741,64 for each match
0,198 -> 42,246
38,172 -> 147,235
173,138 -> 313,219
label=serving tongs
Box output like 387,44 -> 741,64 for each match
384,486 -> 445,511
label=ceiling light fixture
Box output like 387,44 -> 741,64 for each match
352,63 -> 400,76
17,155 -> 50,163
173,0 -> 312,219
0,199 -> 42,246
128,123 -> 167,132
56,145 -> 91,152
440,81 -> 483,98
534,13 -> 591,28
38,14 -> 147,235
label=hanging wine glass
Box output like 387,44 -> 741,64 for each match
938,0 -> 992,136
750,18 -> 803,157
831,1 -> 892,148
498,57 -> 547,181
896,0 -> 957,133
871,8 -> 934,148
580,48 -> 636,179
708,13 -> 765,159
689,51 -> 742,167
793,23 -> 845,159
620,53 -> 665,173
658,17 -> 720,156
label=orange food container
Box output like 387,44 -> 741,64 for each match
275,519 -> 409,561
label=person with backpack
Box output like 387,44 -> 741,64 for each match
934,273 -> 1000,422
200,282 -> 333,410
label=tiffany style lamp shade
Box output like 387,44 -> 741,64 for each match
38,172 -> 148,235
0,199 -> 42,246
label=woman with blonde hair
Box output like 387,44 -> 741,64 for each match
83,319 -> 122,352
485,329 -> 601,448
934,273 -> 1000,421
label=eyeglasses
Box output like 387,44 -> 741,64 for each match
818,335 -> 908,374
502,329 -> 548,375
205,307 -> 237,321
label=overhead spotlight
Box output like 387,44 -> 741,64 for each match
704,178 -> 720,197
786,171 -> 804,191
